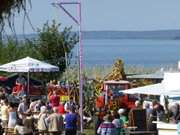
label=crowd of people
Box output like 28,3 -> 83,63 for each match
0,90 -> 79,135
95,100 -> 180,135
0,75 -> 180,135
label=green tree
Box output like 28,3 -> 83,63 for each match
0,37 -> 38,64
36,20 -> 79,73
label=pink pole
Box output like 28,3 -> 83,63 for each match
78,1 -> 84,133
53,0 -> 84,133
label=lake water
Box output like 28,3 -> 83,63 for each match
72,39 -> 180,67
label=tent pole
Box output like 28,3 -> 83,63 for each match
27,71 -> 30,96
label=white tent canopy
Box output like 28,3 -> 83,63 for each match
0,56 -> 59,94
122,83 -> 166,95
123,72 -> 180,96
0,56 -> 59,72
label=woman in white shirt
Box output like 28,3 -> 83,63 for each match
8,102 -> 17,128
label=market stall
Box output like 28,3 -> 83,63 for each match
0,56 -> 59,96
123,72 -> 180,135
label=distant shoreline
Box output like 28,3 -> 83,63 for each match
4,29 -> 180,41
83,30 -> 180,40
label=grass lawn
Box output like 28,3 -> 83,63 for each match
82,122 -> 95,135
84,128 -> 94,135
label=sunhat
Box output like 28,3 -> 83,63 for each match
118,108 -> 125,115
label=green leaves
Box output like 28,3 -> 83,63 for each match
0,20 -> 78,82
36,20 -> 78,73
0,0 -> 30,32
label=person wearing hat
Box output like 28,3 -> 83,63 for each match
118,108 -> 128,135
47,107 -> 64,135
97,114 -> 117,135
118,108 -> 128,125
37,106 -> 49,135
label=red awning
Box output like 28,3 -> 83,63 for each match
0,76 -> 8,81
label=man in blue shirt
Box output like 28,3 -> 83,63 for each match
65,106 -> 78,135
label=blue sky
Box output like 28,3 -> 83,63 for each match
5,0 -> 180,34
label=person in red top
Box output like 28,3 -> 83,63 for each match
58,102 -> 65,114
50,90 -> 60,108
96,95 -> 105,109
12,74 -> 27,96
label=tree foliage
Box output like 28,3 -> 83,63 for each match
36,20 -> 79,72
0,38 -> 38,64
0,0 -> 31,32
0,20 -> 78,82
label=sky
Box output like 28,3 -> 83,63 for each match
5,0 -> 180,34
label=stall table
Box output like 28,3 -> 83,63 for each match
153,121 -> 177,135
